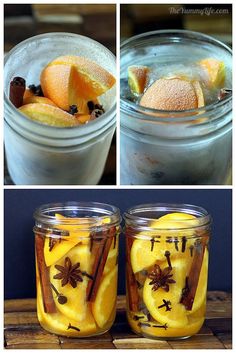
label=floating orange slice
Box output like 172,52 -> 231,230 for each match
198,58 -> 225,88
140,77 -> 204,111
128,65 -> 149,95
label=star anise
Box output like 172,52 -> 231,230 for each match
148,264 -> 176,292
53,257 -> 84,288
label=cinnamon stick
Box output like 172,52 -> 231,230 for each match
87,228 -> 115,302
180,237 -> 208,310
35,234 -> 56,313
9,77 -> 26,108
126,234 -> 139,312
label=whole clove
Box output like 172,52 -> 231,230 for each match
28,84 -> 44,97
68,105 -> 78,115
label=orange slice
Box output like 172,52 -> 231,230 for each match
140,77 -> 204,111
128,65 -> 149,94
130,213 -> 197,273
40,55 -> 116,111
23,96 -> 57,106
103,246 -> 118,275
138,315 -> 204,338
50,244 -> 93,322
37,280 -> 97,336
92,265 -> 118,328
187,248 -> 209,314
19,103 -> 80,127
198,58 -> 225,88
143,259 -> 188,328
44,236 -> 80,267
40,64 -> 89,113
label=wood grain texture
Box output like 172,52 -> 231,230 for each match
4,292 -> 232,349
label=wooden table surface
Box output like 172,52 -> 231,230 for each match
4,291 -> 231,349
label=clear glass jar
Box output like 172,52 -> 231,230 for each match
120,30 -> 232,185
33,202 -> 121,337
124,203 -> 211,339
4,33 -> 116,185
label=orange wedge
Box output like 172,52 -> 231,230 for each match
40,55 -> 116,112
23,96 -> 57,106
140,77 -> 204,111
19,103 -> 80,127
128,65 -> 149,94
92,265 -> 118,328
37,280 -> 97,337
50,244 -> 93,322
143,259 -> 188,328
198,58 -> 225,88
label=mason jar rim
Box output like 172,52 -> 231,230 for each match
4,32 -> 116,137
124,203 -> 211,231
33,201 -> 121,233
120,29 -> 232,122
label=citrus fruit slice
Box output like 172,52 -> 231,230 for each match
151,212 -> 198,228
198,58 -> 225,88
128,65 -> 149,95
127,310 -> 149,334
138,314 -> 204,338
44,236 -> 80,267
130,237 -> 168,273
50,244 -> 93,322
130,213 -> 197,273
103,247 -> 118,275
19,103 -> 80,127
37,283 -> 97,336
103,233 -> 118,275
40,55 -> 116,111
22,96 -> 57,106
92,265 -> 118,328
44,213 -> 90,266
54,213 -> 90,237
188,248 -> 209,314
151,212 -> 198,241
140,77 -> 204,111
143,259 -> 188,328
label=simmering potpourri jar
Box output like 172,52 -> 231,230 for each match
124,203 -> 211,339
33,202 -> 121,337
4,33 -> 116,185
120,30 -> 232,185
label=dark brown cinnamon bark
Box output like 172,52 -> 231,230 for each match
9,77 -> 26,108
35,234 -> 56,313
126,235 -> 139,312
180,236 -> 208,310
87,228 -> 115,302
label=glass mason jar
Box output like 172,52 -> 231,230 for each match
33,202 -> 121,337
124,203 -> 211,340
120,30 -> 232,185
4,33 -> 116,185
